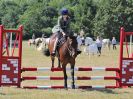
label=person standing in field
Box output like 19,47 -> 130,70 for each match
32,33 -> 36,44
96,36 -> 102,56
112,36 -> 117,50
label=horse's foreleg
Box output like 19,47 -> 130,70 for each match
58,58 -> 61,68
36,43 -> 39,49
108,43 -> 111,50
63,66 -> 67,89
51,56 -> 55,68
35,43 -> 37,49
57,52 -> 61,68
71,64 -> 75,89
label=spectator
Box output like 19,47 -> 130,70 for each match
42,34 -> 45,38
96,36 -> 102,56
77,35 -> 82,50
112,37 -> 117,50
32,33 -> 35,44
81,36 -> 85,45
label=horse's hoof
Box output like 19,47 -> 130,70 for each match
51,67 -> 54,72
71,85 -> 75,89
98,54 -> 101,56
64,87 -> 68,90
64,85 -> 68,89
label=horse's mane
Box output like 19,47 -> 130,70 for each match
60,35 -> 77,58
62,36 -> 77,47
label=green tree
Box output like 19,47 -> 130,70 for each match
0,0 -> 133,39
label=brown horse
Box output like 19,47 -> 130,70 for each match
44,33 -> 78,89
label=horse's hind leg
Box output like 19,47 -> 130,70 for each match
63,65 -> 67,89
71,64 -> 75,89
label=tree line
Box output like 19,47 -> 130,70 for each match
0,0 -> 133,40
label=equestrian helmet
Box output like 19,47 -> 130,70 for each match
61,8 -> 68,15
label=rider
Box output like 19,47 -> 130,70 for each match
51,8 -> 81,56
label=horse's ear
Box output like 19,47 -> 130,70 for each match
69,36 -> 76,39
65,35 -> 68,40
67,30 -> 74,37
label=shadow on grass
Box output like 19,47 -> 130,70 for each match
0,93 -> 6,95
80,88 -> 129,94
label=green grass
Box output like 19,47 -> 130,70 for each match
0,41 -> 133,99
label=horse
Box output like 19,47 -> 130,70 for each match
85,37 -> 94,46
35,38 -> 42,48
28,39 -> 35,46
102,39 -> 111,50
44,33 -> 78,89
84,37 -> 98,55
84,43 -> 98,55
28,38 -> 42,48
37,38 -> 50,51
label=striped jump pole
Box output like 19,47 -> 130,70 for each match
22,67 -> 120,72
22,76 -> 120,81
23,85 -> 118,89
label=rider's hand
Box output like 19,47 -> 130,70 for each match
62,32 -> 66,37
63,34 -> 66,37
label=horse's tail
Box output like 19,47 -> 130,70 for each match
43,48 -> 50,56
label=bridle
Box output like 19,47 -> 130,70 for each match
66,37 -> 76,57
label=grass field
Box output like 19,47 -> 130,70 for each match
0,41 -> 133,99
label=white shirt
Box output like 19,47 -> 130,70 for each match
112,39 -> 116,44
96,39 -> 102,47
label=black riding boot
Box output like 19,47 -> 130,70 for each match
51,38 -> 58,56
77,49 -> 82,55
